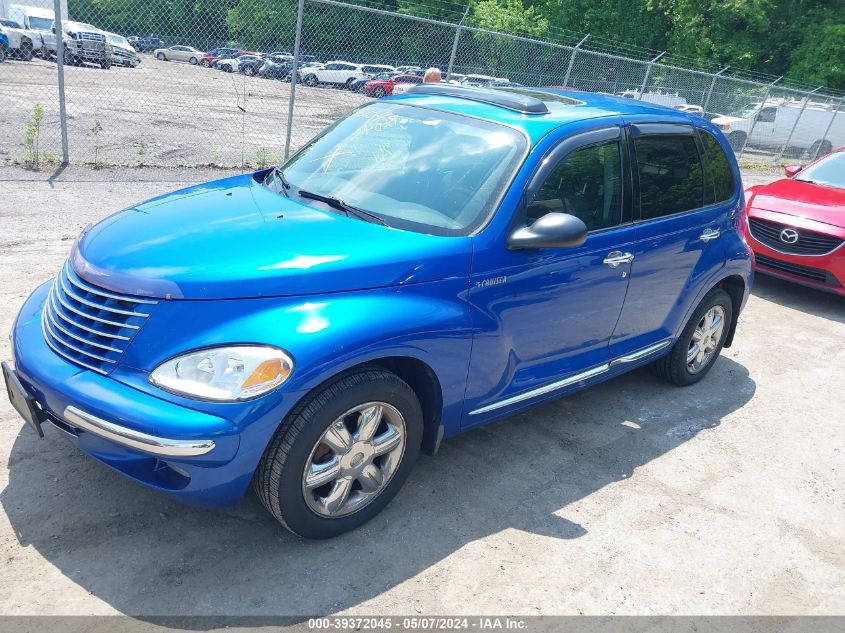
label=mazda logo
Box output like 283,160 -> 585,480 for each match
780,228 -> 799,244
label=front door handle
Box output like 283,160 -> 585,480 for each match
603,251 -> 634,268
700,228 -> 721,242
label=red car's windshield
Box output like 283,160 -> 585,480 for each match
796,152 -> 845,190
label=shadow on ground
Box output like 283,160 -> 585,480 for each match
751,273 -> 845,323
1,359 -> 755,619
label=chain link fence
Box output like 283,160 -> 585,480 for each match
1,0 -> 843,177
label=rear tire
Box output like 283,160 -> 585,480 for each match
651,288 -> 732,386
200,59 -> 210,67
807,139 -> 833,161
156,52 -> 166,61
20,40 -> 34,61
244,65 -> 255,76
304,74 -> 318,87
189,56 -> 197,65
254,368 -> 423,539
374,87 -> 386,98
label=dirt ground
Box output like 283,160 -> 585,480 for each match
0,165 -> 843,617
0,54 -> 369,169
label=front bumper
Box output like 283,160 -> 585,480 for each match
6,282 -> 259,506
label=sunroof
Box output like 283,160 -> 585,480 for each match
498,88 -> 583,106
406,84 -> 550,114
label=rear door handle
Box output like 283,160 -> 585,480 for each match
603,251 -> 634,268
700,228 -> 721,242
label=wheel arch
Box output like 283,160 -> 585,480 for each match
280,355 -> 445,457
715,274 -> 746,348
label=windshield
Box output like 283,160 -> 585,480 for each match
107,34 -> 127,45
795,152 -> 845,190
278,102 -> 527,235
29,16 -> 53,30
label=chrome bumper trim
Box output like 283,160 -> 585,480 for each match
63,405 -> 215,457
469,338 -> 674,416
609,339 -> 672,366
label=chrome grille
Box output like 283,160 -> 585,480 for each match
42,261 -> 157,374
749,217 -> 843,256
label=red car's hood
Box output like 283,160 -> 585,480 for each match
748,178 -> 845,229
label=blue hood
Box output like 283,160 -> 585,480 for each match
73,174 -> 471,300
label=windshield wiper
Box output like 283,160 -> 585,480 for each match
297,189 -> 387,226
264,166 -> 291,196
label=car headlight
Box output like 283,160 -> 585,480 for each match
149,345 -> 293,401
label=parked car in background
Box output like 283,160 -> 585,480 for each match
284,60 -> 323,82
154,45 -> 203,64
215,52 -> 258,73
5,4 -> 53,54
461,74 -> 497,87
0,30 -> 9,61
348,71 -> 395,93
713,99 -> 845,157
364,73 -> 422,97
394,65 -> 420,73
104,32 -> 139,67
744,148 -> 845,295
199,47 -> 239,67
0,17 -> 39,59
41,20 -> 111,69
3,86 -> 752,539
238,53 -> 266,76
300,60 -> 367,88
258,54 -> 290,79
131,36 -> 165,52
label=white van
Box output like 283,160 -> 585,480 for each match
713,99 -> 845,157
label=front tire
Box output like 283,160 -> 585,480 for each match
19,40 -> 34,61
156,52 -> 166,61
254,368 -> 423,539
189,56 -> 197,65
652,288 -> 732,386
304,73 -> 318,87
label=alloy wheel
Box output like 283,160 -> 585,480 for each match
686,305 -> 726,374
302,402 -> 406,518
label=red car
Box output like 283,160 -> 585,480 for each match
745,147 -> 845,295
364,73 -> 422,97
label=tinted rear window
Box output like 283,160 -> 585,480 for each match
698,130 -> 736,204
634,134 -> 704,219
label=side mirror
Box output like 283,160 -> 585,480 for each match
783,164 -> 803,178
51,26 -> 56,33
507,211 -> 588,250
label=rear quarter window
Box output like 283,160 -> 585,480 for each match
697,130 -> 736,204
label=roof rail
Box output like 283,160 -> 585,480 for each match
405,84 -> 550,115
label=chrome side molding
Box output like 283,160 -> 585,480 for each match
469,338 -> 673,416
63,406 -> 216,457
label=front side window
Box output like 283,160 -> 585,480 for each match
29,16 -> 52,30
279,102 -> 527,236
634,134 -> 704,219
697,130 -> 736,204
530,141 -> 622,231
757,107 -> 777,123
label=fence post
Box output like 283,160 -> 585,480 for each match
738,76 -> 781,160
637,51 -> 665,99
778,86 -> 821,161
562,34 -> 589,88
284,0 -> 306,160
702,65 -> 729,112
812,97 -> 844,161
446,5 -> 470,81
53,0 -> 69,165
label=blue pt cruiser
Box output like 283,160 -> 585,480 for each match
4,86 -> 752,538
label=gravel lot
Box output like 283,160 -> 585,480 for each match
0,164 -> 843,618
0,54 -> 369,169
